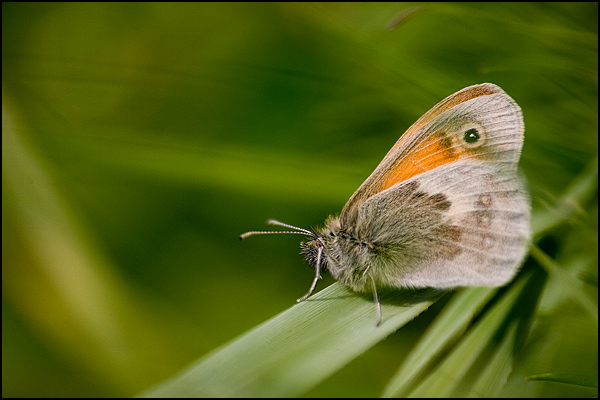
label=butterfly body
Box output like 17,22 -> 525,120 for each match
241,83 -> 531,325
302,160 -> 530,293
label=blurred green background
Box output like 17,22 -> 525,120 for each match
2,3 -> 597,397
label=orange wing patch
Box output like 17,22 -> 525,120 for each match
340,84 -> 504,225
376,84 -> 502,193
378,132 -> 462,192
380,84 -> 500,165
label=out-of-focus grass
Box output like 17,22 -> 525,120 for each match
2,3 -> 597,397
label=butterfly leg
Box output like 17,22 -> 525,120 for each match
297,246 -> 322,303
372,277 -> 382,326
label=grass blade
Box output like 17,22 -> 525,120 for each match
404,272 -> 531,397
139,284 -> 443,397
382,286 -> 497,397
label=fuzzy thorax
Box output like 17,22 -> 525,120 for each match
300,216 -> 387,293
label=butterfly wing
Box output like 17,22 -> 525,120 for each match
340,83 -> 524,227
350,159 -> 530,288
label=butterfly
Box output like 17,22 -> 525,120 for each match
241,83 -> 531,326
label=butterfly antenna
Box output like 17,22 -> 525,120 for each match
239,219 -> 314,240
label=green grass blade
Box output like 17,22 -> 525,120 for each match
530,244 -> 598,320
138,284 -> 443,397
405,272 -> 530,397
525,373 -> 598,388
467,322 -> 518,397
532,157 -> 598,237
382,286 -> 497,397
